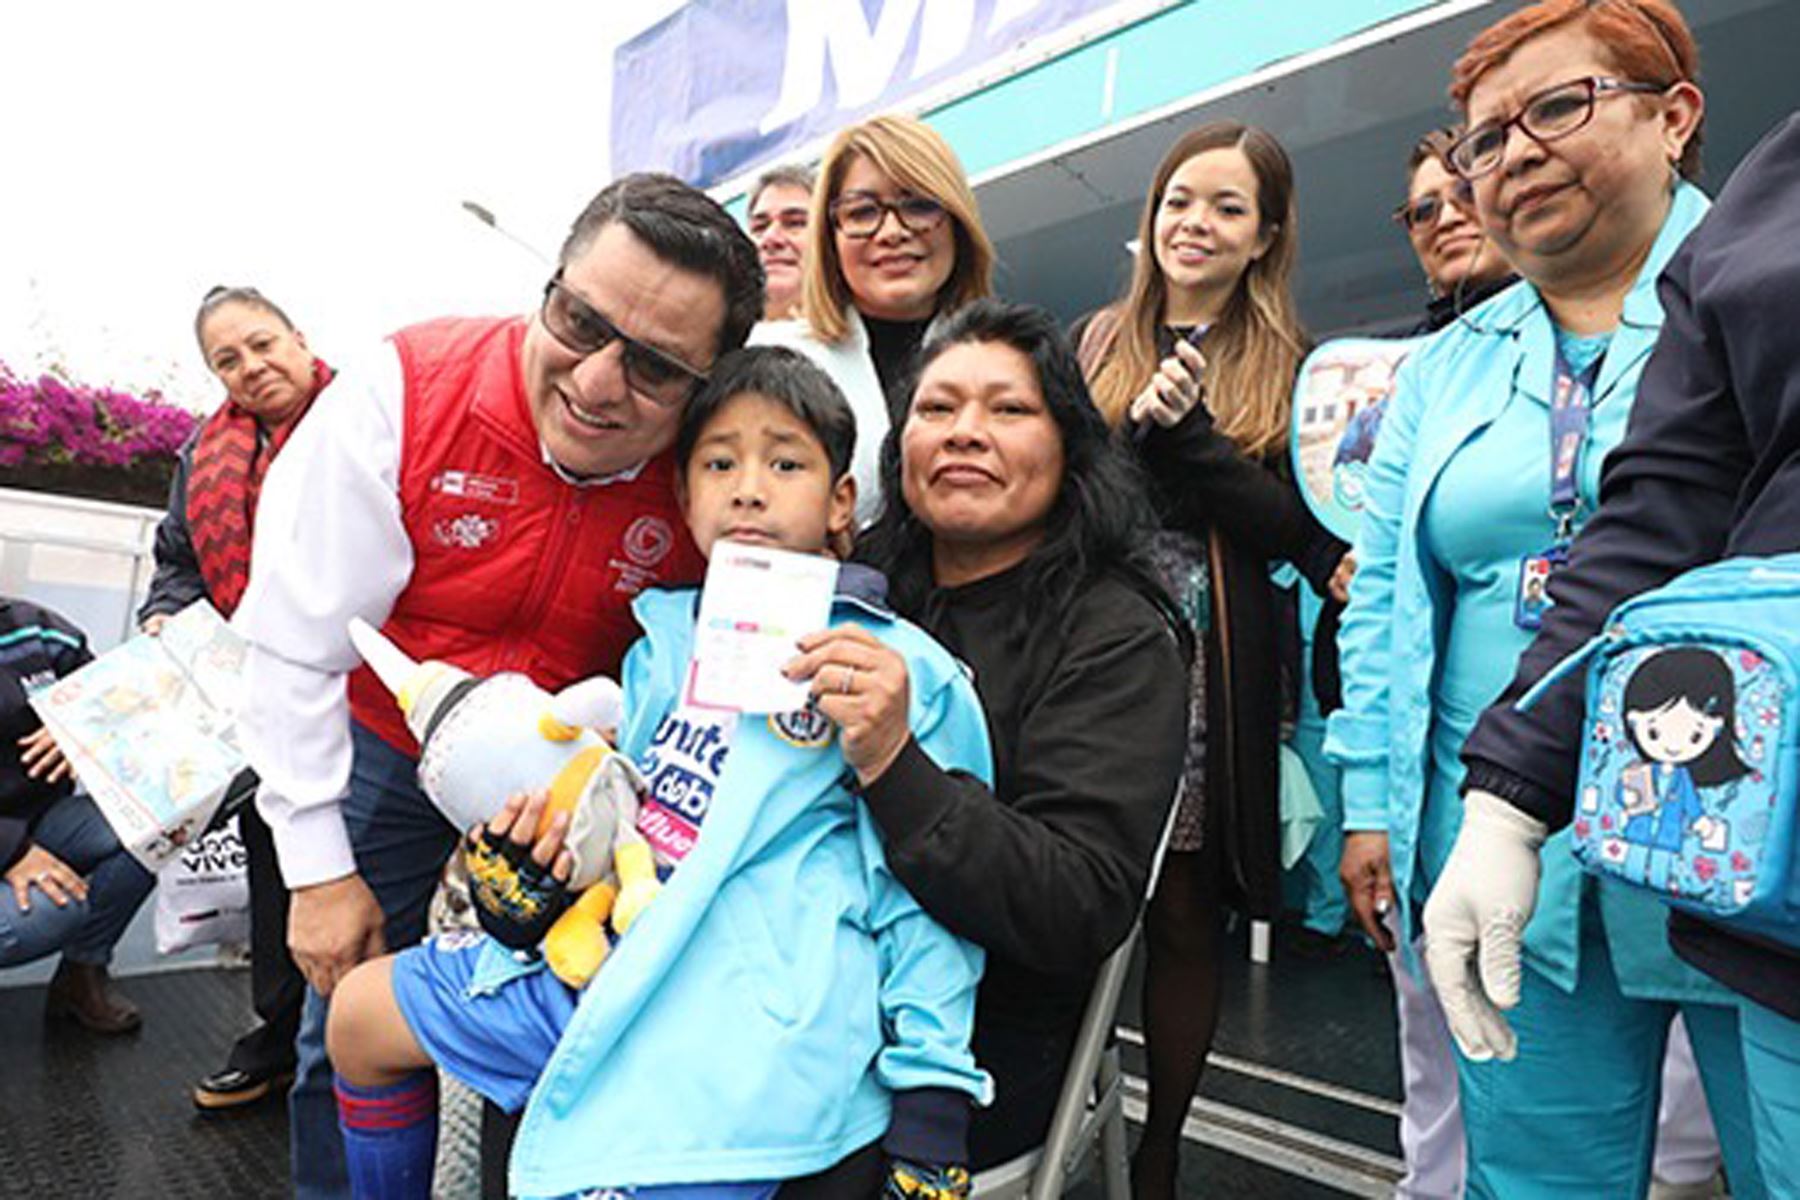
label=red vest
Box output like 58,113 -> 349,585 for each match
346,316 -> 704,754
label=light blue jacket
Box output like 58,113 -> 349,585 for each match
1326,183 -> 1728,1000
508,579 -> 994,1197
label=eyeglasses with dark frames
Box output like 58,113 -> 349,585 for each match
1394,177 -> 1477,231
539,272 -> 709,407
828,192 -> 949,240
1448,76 -> 1667,180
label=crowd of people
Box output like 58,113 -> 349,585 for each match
2,0 -> 1796,1197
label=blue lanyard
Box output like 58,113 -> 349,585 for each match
1548,349 -> 1601,543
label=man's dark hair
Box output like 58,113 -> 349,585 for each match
675,346 -> 856,480
861,298 -> 1182,647
561,173 -> 765,357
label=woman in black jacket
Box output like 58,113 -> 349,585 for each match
792,300 -> 1188,1167
1072,122 -> 1349,1197
0,596 -> 154,1032
140,285 -> 332,1112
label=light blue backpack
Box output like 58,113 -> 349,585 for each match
1523,554 -> 1800,947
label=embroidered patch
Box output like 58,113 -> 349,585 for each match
623,516 -> 675,568
610,516 -> 678,594
769,705 -> 834,749
432,513 -> 500,550
430,470 -> 519,505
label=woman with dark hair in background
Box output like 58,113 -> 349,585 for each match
1395,127 -> 1516,330
1072,122 -> 1349,1197
1336,126 -> 1522,1200
140,285 -> 332,1111
795,299 -> 1187,1167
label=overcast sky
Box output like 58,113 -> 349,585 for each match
0,1 -> 684,410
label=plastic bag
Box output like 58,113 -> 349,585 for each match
154,815 -> 250,954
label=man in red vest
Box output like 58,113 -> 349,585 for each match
232,173 -> 764,1198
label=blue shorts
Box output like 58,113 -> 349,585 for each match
390,930 -> 579,1113
390,933 -> 777,1200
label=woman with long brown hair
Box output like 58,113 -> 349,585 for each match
1075,122 -> 1349,1197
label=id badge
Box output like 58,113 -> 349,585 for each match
1514,545 -> 1567,631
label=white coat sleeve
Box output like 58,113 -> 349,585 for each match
233,344 -> 415,888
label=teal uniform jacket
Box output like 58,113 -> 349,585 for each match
506,583 -> 994,1198
1325,182 -> 1730,1002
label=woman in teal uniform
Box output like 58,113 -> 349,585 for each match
1327,1 -> 1765,1196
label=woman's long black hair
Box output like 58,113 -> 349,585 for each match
859,299 -> 1185,650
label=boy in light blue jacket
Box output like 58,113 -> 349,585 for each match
326,346 -> 993,1200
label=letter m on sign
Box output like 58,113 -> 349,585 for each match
760,0 -> 1046,134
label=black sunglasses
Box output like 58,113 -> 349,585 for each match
540,273 -> 709,406
1393,178 -> 1476,231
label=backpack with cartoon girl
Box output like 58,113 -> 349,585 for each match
1523,554 -> 1800,947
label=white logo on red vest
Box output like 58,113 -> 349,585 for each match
432,513 -> 500,550
623,516 -> 675,568
610,516 -> 677,594
431,470 -> 519,505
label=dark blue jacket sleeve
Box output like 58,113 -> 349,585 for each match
1,603 -> 94,870
1462,113 -> 1800,827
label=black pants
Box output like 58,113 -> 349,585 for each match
480,1105 -> 886,1198
968,1017 -> 1079,1169
223,803 -> 305,1076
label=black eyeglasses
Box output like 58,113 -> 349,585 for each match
827,192 -> 948,240
1448,76 -> 1668,180
540,273 -> 709,407
1393,178 -> 1476,231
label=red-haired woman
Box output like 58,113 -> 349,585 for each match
1328,3 -> 1765,1195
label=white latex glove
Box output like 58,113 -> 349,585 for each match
1421,789 -> 1548,1063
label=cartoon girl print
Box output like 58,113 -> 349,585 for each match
1617,648 -> 1751,891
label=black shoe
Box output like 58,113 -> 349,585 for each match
193,1065 -> 293,1112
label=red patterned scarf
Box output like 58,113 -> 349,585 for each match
185,358 -> 334,616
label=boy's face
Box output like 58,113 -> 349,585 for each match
680,392 -> 856,559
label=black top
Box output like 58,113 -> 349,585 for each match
1461,113 -> 1800,1016
861,563 -> 1186,1037
139,434 -> 208,622
1416,274 -> 1518,335
0,598 -> 93,871
862,314 -> 932,426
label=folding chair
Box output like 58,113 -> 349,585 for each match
971,788 -> 1183,1200
968,921 -> 1140,1200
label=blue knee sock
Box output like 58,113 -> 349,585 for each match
334,1071 -> 439,1200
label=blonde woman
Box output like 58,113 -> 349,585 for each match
1073,121 -> 1349,1199
752,113 -> 994,521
